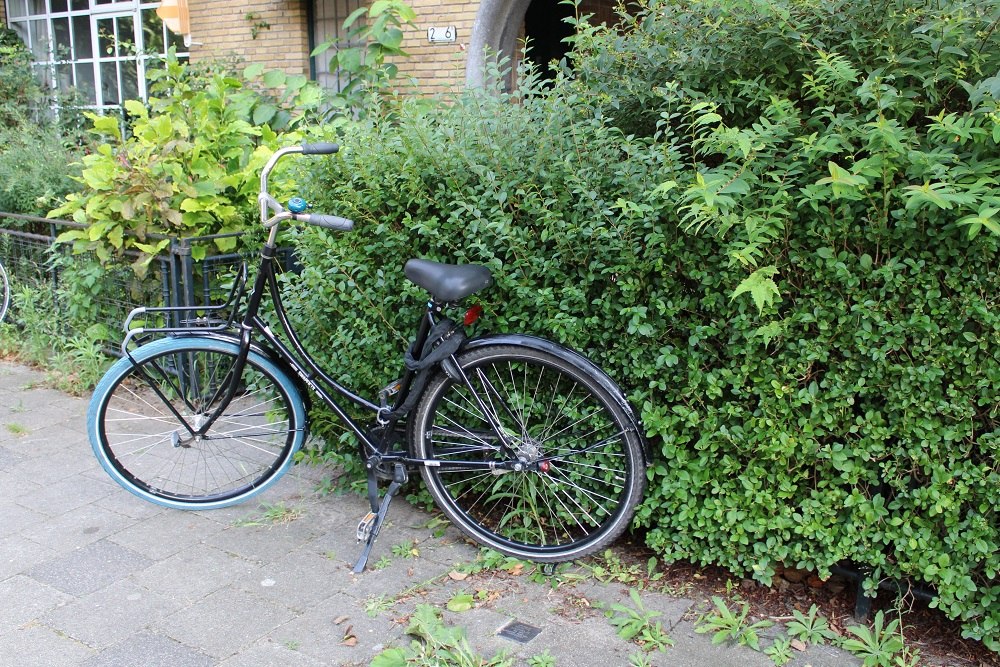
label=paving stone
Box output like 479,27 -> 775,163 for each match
42,578 -> 184,649
0,533 -> 59,581
214,640 -> 326,667
154,586 -> 299,659
17,502 -> 136,555
202,512 -> 324,564
17,473 -> 119,518
0,443 -> 26,469
0,499 -> 49,536
27,540 -> 153,597
0,622 -> 96,667
0,574 -> 74,628
109,509 -> 227,561
234,547 -> 356,612
266,592 -> 406,666
78,632 -> 213,667
128,542 -> 259,607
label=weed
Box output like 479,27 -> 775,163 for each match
764,636 -> 793,666
371,604 -> 512,667
840,610 -> 920,667
232,502 -> 304,527
364,594 -> 394,618
786,604 -> 837,646
628,652 -> 653,667
372,555 -> 394,570
392,540 -> 420,559
695,596 -> 773,651
5,422 -> 27,436
527,650 -> 556,667
604,588 -> 674,652
283,639 -> 300,650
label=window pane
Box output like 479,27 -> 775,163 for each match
101,60 -> 119,104
8,0 -> 28,19
10,21 -> 29,43
116,16 -> 135,56
72,14 -> 93,59
97,17 -> 114,56
121,59 -> 138,101
53,17 -> 71,59
141,8 -> 164,54
51,0 -> 69,12
71,0 -> 89,10
75,62 -> 97,104
56,62 -> 73,89
32,63 -> 52,88
29,19 -> 49,59
25,0 -> 45,15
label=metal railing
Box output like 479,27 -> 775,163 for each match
0,212 -> 249,353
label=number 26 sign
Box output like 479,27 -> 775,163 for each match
427,26 -> 457,43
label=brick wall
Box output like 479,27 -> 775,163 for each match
187,0 -> 311,75
395,0 -> 479,95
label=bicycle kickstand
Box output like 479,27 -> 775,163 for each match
352,462 -> 407,574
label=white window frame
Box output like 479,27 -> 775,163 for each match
4,0 -> 189,111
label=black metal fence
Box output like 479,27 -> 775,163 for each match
0,212 -> 246,353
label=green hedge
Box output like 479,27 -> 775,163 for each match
286,0 -> 1000,650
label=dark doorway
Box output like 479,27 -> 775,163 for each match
522,0 -> 575,81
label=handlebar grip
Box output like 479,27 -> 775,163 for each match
298,213 -> 354,231
300,142 -> 340,155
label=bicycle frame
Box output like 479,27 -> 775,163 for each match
122,144 -> 524,476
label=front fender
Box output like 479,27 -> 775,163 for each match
461,334 -> 651,464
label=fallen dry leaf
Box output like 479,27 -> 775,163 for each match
448,570 -> 469,581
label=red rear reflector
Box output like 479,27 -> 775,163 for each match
464,304 -> 483,326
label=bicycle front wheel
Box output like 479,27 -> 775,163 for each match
88,336 -> 306,509
0,261 -> 9,324
410,343 -> 646,562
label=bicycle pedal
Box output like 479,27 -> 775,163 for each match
356,511 -> 377,542
377,379 -> 402,408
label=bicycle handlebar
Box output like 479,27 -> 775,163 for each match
296,213 -> 354,231
301,142 -> 340,155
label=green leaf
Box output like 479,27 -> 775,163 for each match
446,593 -> 475,612
370,648 -> 408,667
252,103 -> 278,126
243,63 -> 265,79
262,69 -> 286,88
731,266 -> 781,313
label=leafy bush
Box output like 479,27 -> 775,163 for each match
0,29 -> 83,216
49,53 -> 325,274
288,0 -> 1000,651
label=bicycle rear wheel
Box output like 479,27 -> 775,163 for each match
0,261 -> 9,324
88,336 -> 306,509
410,343 -> 646,562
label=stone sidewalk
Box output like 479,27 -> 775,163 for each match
0,359 -> 860,666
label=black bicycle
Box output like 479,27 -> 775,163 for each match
87,143 -> 649,572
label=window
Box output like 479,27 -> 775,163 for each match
5,0 -> 188,110
311,0 -> 365,92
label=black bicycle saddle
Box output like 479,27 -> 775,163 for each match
404,258 -> 493,303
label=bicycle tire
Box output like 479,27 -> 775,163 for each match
88,336 -> 306,509
410,343 -> 646,562
0,261 -> 9,324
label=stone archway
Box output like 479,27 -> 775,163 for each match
466,0 -> 533,89
466,0 -> 621,90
